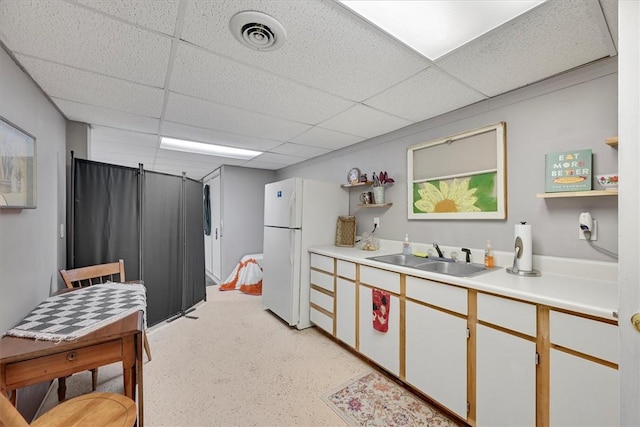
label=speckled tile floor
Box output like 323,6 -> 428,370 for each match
37,286 -> 370,426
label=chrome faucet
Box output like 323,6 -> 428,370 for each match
433,242 -> 444,258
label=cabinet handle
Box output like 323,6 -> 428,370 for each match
67,352 -> 77,361
632,313 -> 640,332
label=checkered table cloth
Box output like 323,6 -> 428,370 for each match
3,283 -> 146,342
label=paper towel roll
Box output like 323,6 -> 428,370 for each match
515,223 -> 533,271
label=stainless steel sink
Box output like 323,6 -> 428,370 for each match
367,253 -> 495,277
416,261 -> 493,277
366,253 -> 434,267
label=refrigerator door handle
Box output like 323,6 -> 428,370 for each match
289,191 -> 296,228
289,229 -> 295,265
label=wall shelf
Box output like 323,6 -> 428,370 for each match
605,136 -> 618,147
356,203 -> 393,208
341,181 -> 373,188
536,190 -> 618,198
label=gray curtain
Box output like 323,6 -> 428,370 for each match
71,159 -> 205,326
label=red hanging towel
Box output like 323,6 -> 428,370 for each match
372,288 -> 390,333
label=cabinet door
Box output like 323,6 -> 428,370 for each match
405,301 -> 467,419
550,349 -> 619,426
336,278 -> 356,348
358,289 -> 400,375
476,325 -> 536,426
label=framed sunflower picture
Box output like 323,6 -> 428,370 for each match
407,122 -> 506,220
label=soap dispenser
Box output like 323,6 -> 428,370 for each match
402,234 -> 412,255
484,240 -> 494,268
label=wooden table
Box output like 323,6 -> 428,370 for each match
0,311 -> 144,426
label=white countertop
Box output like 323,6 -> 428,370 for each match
309,243 -> 618,321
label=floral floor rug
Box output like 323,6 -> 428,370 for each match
322,371 -> 461,426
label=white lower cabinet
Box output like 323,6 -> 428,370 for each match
358,288 -> 400,375
336,277 -> 356,348
405,301 -> 467,419
476,324 -> 536,427
549,310 -> 619,427
550,349 -> 619,426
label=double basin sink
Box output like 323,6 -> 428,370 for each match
367,253 -> 495,278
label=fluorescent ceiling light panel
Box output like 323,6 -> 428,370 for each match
340,1 -> 545,60
160,137 -> 262,159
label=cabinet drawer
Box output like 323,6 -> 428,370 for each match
550,310 -> 618,363
477,293 -> 536,337
310,269 -> 334,292
336,260 -> 355,280
311,288 -> 334,313
310,254 -> 334,273
5,340 -> 122,388
359,265 -> 400,294
406,276 -> 467,315
310,308 -> 333,334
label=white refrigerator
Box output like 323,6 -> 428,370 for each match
262,177 -> 348,329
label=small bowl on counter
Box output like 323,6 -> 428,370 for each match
596,173 -> 618,191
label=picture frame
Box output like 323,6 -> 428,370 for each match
407,122 -> 506,220
0,116 -> 36,208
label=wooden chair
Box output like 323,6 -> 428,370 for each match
57,260 -> 152,401
0,391 -> 136,427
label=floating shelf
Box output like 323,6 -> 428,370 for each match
536,190 -> 618,198
341,181 -> 373,188
356,203 -> 393,208
605,136 -> 618,147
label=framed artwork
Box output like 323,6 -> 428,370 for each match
0,116 -> 36,208
407,122 -> 506,220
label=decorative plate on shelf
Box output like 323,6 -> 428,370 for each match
347,167 -> 361,185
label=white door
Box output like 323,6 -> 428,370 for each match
262,226 -> 301,325
619,3 -> 640,425
210,174 -> 221,282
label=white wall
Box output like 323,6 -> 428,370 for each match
0,47 -> 66,332
278,58 -> 619,262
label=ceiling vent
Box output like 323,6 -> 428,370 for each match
230,11 -> 287,52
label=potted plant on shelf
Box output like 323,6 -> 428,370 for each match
371,171 -> 394,204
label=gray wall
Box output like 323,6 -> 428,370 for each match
0,45 -> 67,420
0,47 -> 67,331
278,57 -> 619,262
220,165 -> 275,280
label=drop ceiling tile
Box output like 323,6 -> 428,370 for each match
17,55 -> 164,117
319,104 -> 412,139
74,0 -> 180,36
290,127 -> 364,150
180,0 -> 429,101
239,159 -> 290,171
269,143 -> 330,159
161,121 -> 282,153
0,0 -> 171,86
251,152 -> 304,166
164,93 -> 310,142
170,44 -> 354,124
53,98 -> 159,134
364,67 -> 486,122
91,126 -> 159,148
436,0 -> 613,97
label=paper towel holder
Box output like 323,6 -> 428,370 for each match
506,223 -> 541,277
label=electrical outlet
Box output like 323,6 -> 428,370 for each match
579,219 -> 597,241
374,217 -> 380,228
